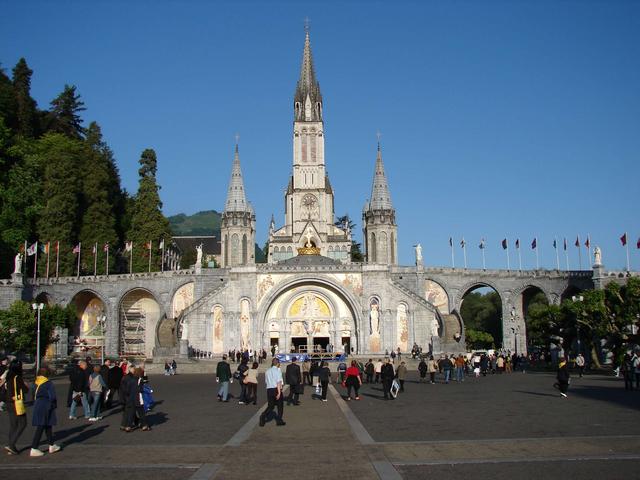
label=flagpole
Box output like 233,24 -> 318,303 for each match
450,240 -> 455,269
56,241 -> 59,278
507,243 -> 511,271
130,243 -> 133,274
517,245 -> 522,272
148,240 -> 152,273
578,243 -> 582,270
161,241 -> 165,272
106,245 -> 109,276
535,238 -> 539,270
23,240 -> 27,274
94,242 -> 97,276
33,241 -> 38,282
587,233 -> 591,265
77,242 -> 81,277
462,241 -> 467,269
481,244 -> 486,270
554,238 -> 560,270
45,242 -> 50,279
625,233 -> 630,271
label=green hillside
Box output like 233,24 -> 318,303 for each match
169,210 -> 221,236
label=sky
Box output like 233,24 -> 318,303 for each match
2,0 -> 639,270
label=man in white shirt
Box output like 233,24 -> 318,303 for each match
259,358 -> 286,427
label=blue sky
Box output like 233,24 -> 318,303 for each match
2,0 -> 639,270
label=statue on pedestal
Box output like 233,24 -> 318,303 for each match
414,243 -> 423,266
593,246 -> 602,266
195,243 -> 203,266
13,253 -> 22,274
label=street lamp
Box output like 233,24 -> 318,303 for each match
510,307 -> 518,356
32,303 -> 45,372
572,295 -> 584,354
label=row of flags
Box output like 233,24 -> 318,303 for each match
21,239 -> 168,278
451,235 -> 640,251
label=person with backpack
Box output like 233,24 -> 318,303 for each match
4,360 -> 29,455
337,361 -> 347,383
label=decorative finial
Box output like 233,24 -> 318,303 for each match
304,16 -> 310,33
376,130 -> 382,150
234,133 -> 240,152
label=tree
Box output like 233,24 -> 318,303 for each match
35,134 -> 84,276
127,149 -> 172,272
0,301 -> 75,357
11,58 -> 38,138
334,214 -> 364,262
460,291 -> 502,345
78,122 -> 119,274
465,329 -> 495,350
48,84 -> 85,138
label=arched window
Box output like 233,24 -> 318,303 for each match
287,246 -> 293,259
231,234 -> 239,266
242,234 -> 248,265
370,232 -> 377,262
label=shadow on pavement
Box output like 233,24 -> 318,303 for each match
569,385 -> 640,410
62,424 -> 109,446
514,390 -> 558,398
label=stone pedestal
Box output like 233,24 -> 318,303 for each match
179,339 -> 189,358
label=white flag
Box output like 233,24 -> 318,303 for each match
26,242 -> 37,256
159,239 -> 165,250
125,241 -> 133,252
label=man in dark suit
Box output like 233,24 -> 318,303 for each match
381,358 -> 395,400
285,356 -> 302,406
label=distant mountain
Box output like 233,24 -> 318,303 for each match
169,210 -> 221,236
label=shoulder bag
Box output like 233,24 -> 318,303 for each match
13,377 -> 26,416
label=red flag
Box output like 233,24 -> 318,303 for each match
620,233 -> 627,246
501,239 -> 508,250
531,238 -> 537,250
144,241 -> 151,250
55,241 -> 59,252
585,237 -> 590,249
73,244 -> 80,254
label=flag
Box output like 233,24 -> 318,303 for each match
103,243 -> 109,252
144,241 -> 151,250
479,239 -> 485,249
501,239 -> 508,250
72,244 -> 80,254
585,237 -> 590,249
553,239 -> 557,249
563,238 -> 567,251
26,242 -> 37,256
620,233 -> 627,246
575,236 -> 580,247
449,237 -> 453,247
125,241 -> 133,252
531,238 -> 537,249
515,238 -> 520,249
42,243 -> 50,254
637,237 -> 640,249
460,238 -> 466,248
92,244 -> 97,254
55,241 -> 59,252
159,239 -> 165,250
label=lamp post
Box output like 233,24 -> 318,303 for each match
510,307 -> 518,355
572,295 -> 584,354
32,303 -> 45,373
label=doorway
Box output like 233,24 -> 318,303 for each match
341,337 -> 351,354
313,337 -> 330,352
291,337 -> 307,353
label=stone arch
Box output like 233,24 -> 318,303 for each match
170,281 -> 195,319
456,281 -> 503,349
424,278 -> 451,315
257,276 -> 363,353
69,289 -> 109,360
119,287 -> 162,359
34,292 -> 53,306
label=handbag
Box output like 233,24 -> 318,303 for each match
13,377 -> 26,416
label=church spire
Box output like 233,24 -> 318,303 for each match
224,143 -> 249,212
294,26 -> 322,121
368,142 -> 393,211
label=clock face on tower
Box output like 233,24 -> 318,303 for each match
301,194 -> 318,216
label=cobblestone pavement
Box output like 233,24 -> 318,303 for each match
0,369 -> 638,479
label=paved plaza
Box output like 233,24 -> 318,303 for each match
1,364 -> 639,479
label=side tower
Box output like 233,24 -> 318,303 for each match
363,142 -> 397,264
221,144 -> 256,267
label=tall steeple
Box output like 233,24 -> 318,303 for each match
221,142 -> 255,267
224,143 -> 249,212
363,139 -> 397,265
294,27 -> 322,122
368,142 -> 393,211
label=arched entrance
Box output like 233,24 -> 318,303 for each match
259,278 -> 361,354
119,289 -> 161,359
70,290 -> 107,361
459,284 -> 503,349
520,285 -> 550,353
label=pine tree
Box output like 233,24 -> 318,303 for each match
78,122 -> 119,274
36,134 -> 83,276
11,58 -> 38,138
48,84 -> 85,138
0,66 -> 17,134
127,149 -> 172,272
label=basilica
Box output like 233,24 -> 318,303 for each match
177,30 -> 455,356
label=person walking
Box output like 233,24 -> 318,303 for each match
396,361 -> 407,392
427,355 -> 438,384
418,358 -> 427,383
344,360 -> 362,400
68,360 -> 90,420
455,355 -> 465,382
632,350 -> 640,389
302,359 -> 311,386
374,359 -> 383,384
259,358 -> 285,426
216,354 -> 232,402
285,356 -> 302,406
622,353 -> 634,391
555,357 -> 570,398
364,359 -> 374,384
236,358 -> 250,405
442,355 -> 453,384
244,362 -> 259,405
119,365 -> 135,432
88,365 -> 107,421
575,353 -> 585,378
337,361 -> 347,383
105,359 -> 123,408
381,358 -> 395,400
131,368 -> 151,431
317,361 -> 332,402
4,360 -> 28,455
30,367 -> 62,456
171,359 -> 177,375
